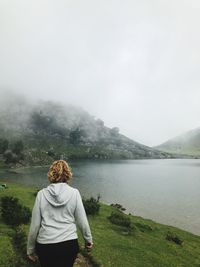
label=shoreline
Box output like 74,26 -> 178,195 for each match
1,179 -> 199,238
1,156 -> 200,170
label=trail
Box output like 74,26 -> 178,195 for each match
74,253 -> 93,267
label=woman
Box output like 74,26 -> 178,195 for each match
27,160 -> 93,267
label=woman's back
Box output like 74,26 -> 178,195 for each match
37,183 -> 79,243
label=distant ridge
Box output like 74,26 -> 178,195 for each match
155,127 -> 200,156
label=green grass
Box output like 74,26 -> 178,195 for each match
157,147 -> 200,157
1,182 -> 200,266
0,236 -> 15,267
88,205 -> 200,267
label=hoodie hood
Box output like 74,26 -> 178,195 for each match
42,183 -> 75,207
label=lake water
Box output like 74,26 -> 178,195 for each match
0,159 -> 200,235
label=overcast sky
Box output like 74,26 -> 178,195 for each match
0,0 -> 200,146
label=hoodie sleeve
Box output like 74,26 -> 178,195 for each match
74,190 -> 93,243
27,192 -> 42,255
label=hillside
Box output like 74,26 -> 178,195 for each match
155,127 -> 200,156
0,94 -> 171,164
1,182 -> 200,267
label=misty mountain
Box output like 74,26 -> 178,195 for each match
155,127 -> 200,156
0,95 -> 170,164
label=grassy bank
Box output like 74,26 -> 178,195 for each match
1,182 -> 200,267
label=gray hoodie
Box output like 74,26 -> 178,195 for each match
27,183 -> 92,255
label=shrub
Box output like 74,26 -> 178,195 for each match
166,231 -> 183,245
0,196 -> 31,226
13,225 -> 41,267
135,222 -> 153,232
13,225 -> 27,254
83,197 -> 100,215
47,149 -> 55,157
110,203 -> 126,211
108,210 -> 131,228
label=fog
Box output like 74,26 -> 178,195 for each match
0,0 -> 200,146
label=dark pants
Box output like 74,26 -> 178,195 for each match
36,239 -> 79,267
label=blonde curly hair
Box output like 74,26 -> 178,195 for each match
48,160 -> 73,183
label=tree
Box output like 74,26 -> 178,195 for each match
30,111 -> 67,136
3,150 -> 18,164
0,138 -> 9,154
12,140 -> 24,155
69,128 -> 85,145
96,119 -> 104,127
110,127 -> 119,136
30,112 -> 53,133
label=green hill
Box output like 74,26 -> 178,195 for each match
155,128 -> 200,156
0,95 -> 171,164
1,182 -> 200,267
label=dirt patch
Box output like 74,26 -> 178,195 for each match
74,253 -> 93,267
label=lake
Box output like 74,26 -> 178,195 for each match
0,159 -> 200,235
